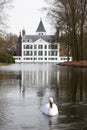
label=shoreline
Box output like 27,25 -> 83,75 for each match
57,61 -> 87,68
0,61 -> 87,68
0,63 -> 9,66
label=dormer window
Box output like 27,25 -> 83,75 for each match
28,39 -> 32,42
39,33 -> 43,35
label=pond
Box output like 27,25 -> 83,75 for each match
0,63 -> 87,130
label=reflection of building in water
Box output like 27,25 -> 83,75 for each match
21,70 -> 59,86
19,69 -> 60,97
19,67 -> 87,102
19,71 -> 22,93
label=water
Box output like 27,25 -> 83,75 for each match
0,63 -> 87,130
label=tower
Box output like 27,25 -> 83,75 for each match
36,18 -> 46,35
17,32 -> 22,56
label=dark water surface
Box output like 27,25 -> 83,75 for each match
0,63 -> 87,130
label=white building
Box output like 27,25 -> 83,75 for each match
14,19 -> 72,63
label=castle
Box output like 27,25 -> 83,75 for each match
14,19 -> 71,63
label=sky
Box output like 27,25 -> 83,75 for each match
8,0 -> 53,35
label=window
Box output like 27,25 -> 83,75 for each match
29,51 -> 33,56
26,51 -> 29,56
38,51 -> 43,56
45,51 -> 47,56
34,45 -> 37,49
45,45 -> 47,49
24,51 -> 26,55
29,45 -> 32,49
48,51 -> 57,56
38,45 -> 43,49
38,58 -> 43,60
23,45 -> 32,49
48,51 -> 51,56
39,33 -> 43,35
54,51 -> 57,56
26,45 -> 29,49
49,45 -> 51,49
34,51 -> 37,56
24,45 -> 26,49
34,58 -> 37,60
24,51 -> 33,56
51,51 -> 54,56
29,39 -> 32,42
50,45 -> 57,49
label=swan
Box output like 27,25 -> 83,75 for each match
42,97 -> 58,116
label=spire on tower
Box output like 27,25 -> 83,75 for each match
18,31 -> 22,44
36,18 -> 46,35
22,28 -> 26,36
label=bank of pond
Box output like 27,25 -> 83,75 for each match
58,60 -> 87,68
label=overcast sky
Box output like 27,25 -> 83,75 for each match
8,0 -> 52,35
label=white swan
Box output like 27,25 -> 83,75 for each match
42,97 -> 58,116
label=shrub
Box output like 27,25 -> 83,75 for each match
0,53 -> 15,63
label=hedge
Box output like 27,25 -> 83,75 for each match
0,53 -> 15,63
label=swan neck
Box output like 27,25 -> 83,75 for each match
50,102 -> 53,108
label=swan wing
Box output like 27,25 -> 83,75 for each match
42,103 -> 58,116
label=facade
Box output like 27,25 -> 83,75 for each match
14,19 -> 72,63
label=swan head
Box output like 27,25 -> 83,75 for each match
49,97 -> 53,103
49,97 -> 53,108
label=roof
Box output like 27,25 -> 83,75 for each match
36,19 -> 46,32
22,35 -> 53,43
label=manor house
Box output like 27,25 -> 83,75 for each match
14,19 -> 71,63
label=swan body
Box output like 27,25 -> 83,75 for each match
42,98 -> 58,116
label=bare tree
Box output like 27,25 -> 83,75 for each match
44,0 -> 87,61
0,0 -> 12,34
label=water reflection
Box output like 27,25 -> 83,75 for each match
58,67 -> 87,103
0,63 -> 87,130
0,64 -> 87,102
18,67 -> 59,99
